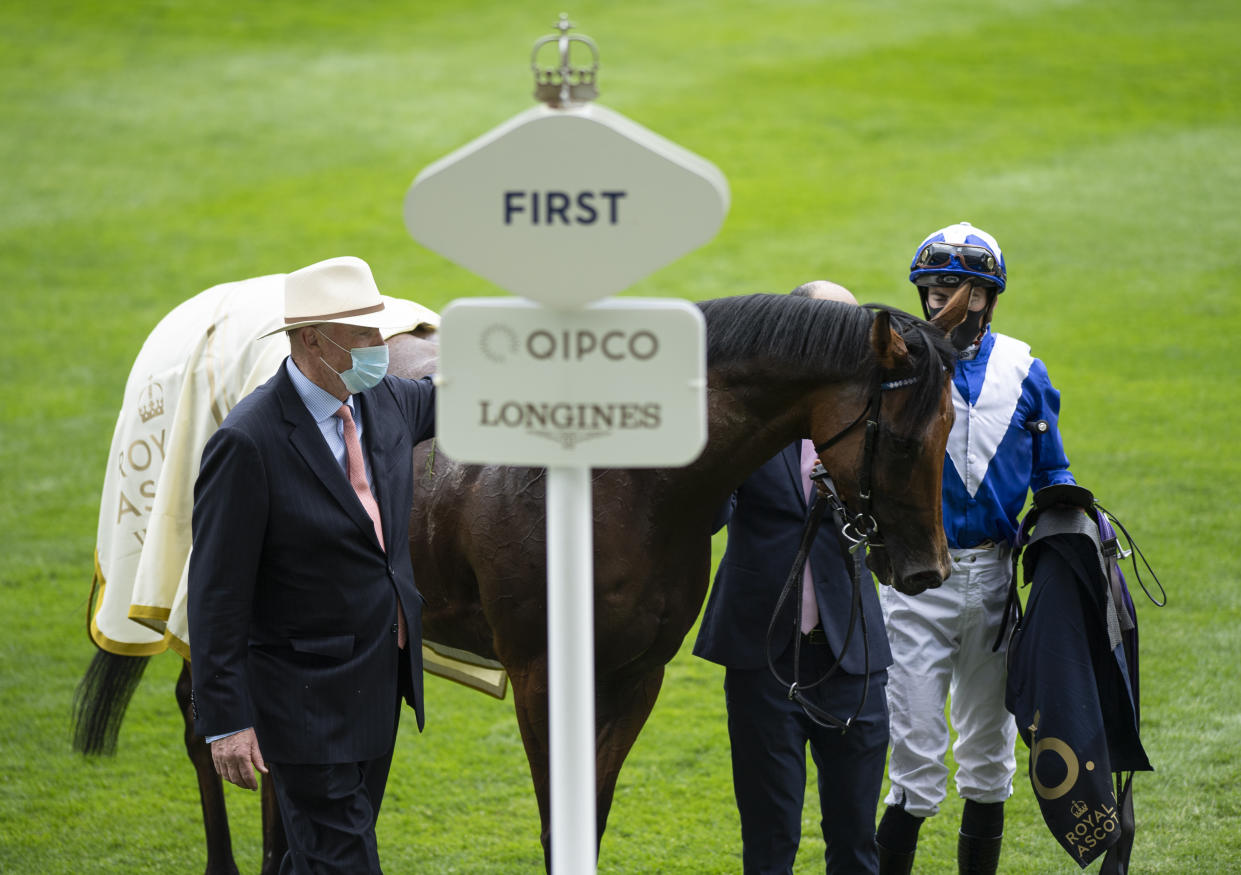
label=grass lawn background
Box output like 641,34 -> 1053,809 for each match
1,1 -> 1238,872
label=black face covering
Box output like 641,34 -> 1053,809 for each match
926,293 -> 994,351
944,307 -> 987,350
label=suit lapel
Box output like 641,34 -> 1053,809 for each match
274,368 -> 380,546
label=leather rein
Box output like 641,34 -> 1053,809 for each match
765,372 -> 919,732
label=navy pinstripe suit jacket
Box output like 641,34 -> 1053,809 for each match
188,361 -> 435,764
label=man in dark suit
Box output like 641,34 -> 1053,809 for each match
694,281 -> 893,874
188,255 -> 436,874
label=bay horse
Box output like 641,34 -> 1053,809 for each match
74,291 -> 965,873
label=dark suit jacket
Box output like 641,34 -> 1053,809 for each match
694,442 -> 892,675
188,361 -> 435,764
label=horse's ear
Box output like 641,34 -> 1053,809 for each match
870,309 -> 910,371
928,285 -> 970,335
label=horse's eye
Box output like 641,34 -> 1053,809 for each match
882,429 -> 921,459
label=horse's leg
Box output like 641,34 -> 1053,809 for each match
508,659 -> 667,871
593,666 -> 665,845
508,660 -> 554,871
175,660 -> 240,875
259,773 -> 287,875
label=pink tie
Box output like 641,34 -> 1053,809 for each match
799,440 -> 820,634
336,404 -> 406,648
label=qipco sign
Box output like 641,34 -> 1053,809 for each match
435,297 -> 706,467
494,325 -> 659,363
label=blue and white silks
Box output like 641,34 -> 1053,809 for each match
942,328 -> 1074,549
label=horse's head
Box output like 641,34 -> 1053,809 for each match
810,300 -> 965,596
697,291 -> 973,594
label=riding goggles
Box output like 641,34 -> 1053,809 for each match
913,243 -> 1001,277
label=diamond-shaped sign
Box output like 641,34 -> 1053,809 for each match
404,103 -> 729,308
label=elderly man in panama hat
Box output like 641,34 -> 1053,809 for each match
187,256 -> 436,874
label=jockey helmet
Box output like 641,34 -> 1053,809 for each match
909,222 -> 1007,292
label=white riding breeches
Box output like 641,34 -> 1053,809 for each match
880,543 -> 1018,818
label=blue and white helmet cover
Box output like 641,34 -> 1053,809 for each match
909,221 -> 1007,292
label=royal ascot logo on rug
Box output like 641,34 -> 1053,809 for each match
475,323 -> 664,449
1062,795 -> 1119,860
115,376 -> 169,544
1028,710 -> 1120,861
137,377 -> 165,423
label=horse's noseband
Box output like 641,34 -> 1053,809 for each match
811,373 -> 920,550
764,372 -> 920,732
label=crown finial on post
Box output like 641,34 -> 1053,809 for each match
531,13 -> 599,107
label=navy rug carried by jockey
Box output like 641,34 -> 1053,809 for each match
1005,489 -> 1153,871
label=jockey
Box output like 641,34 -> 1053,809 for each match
875,222 -> 1076,875
909,221 -> 1004,348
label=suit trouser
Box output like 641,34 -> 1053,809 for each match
270,662 -> 407,875
880,544 -> 1017,819
270,747 -> 395,875
724,639 -> 889,875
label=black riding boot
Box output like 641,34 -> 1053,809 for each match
957,833 -> 1002,874
877,843 -> 917,875
958,799 -> 1004,875
876,804 -> 923,875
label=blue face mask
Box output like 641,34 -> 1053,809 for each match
315,328 -> 389,394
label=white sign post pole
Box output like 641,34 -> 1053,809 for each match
404,18 -> 727,874
545,464 -> 595,873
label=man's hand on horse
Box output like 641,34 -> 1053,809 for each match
210,728 -> 268,790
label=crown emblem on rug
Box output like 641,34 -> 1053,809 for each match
137,377 -> 164,423
531,13 -> 599,107
1070,799 -> 1088,819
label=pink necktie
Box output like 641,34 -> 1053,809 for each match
799,440 -> 820,634
336,404 -> 406,648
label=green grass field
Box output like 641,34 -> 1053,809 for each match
2,0 -> 1239,872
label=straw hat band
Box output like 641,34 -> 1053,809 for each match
284,301 -> 385,324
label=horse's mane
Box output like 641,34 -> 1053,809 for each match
700,294 -> 875,378
697,293 -> 955,430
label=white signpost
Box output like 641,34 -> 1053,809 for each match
404,17 -> 728,874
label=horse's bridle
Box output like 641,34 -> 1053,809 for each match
812,373 -> 920,552
764,371 -> 920,732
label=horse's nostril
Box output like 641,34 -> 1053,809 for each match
898,570 -> 944,596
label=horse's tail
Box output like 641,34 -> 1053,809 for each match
72,649 -> 150,755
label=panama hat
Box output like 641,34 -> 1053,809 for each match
260,256 -> 422,337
